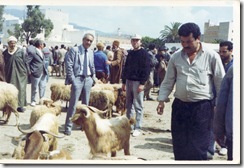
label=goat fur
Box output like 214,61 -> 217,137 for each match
71,105 -> 134,157
0,81 -> 19,125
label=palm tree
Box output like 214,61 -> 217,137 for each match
159,22 -> 182,43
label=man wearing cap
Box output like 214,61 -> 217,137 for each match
122,34 -> 150,137
106,40 -> 123,84
3,36 -> 28,113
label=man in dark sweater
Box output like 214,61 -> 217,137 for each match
122,34 -> 150,137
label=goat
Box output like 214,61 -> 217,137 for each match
39,149 -> 72,160
17,113 -> 64,159
50,83 -> 71,108
0,81 -> 19,125
71,104 -> 134,157
29,101 -> 62,127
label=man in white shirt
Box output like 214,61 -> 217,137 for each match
157,22 -> 225,160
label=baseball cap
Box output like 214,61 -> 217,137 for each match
131,34 -> 142,40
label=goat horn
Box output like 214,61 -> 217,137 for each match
17,124 -> 35,134
41,130 -> 65,138
17,125 -> 64,138
70,114 -> 80,122
87,106 -> 106,114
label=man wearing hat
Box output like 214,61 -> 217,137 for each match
106,40 -> 123,84
122,34 -> 150,137
3,36 -> 28,113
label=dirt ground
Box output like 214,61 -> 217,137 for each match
0,76 -> 227,164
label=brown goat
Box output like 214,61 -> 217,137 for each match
71,104 -> 134,157
17,113 -> 64,159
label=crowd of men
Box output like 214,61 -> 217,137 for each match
0,22 -> 234,161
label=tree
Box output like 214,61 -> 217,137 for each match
7,24 -> 25,43
0,5 -> 4,32
141,36 -> 165,50
21,5 -> 53,44
159,22 -> 181,43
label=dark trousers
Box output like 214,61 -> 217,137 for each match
226,139 -> 233,160
171,98 -> 213,160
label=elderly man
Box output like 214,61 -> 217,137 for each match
106,40 -> 123,84
3,36 -> 28,112
64,33 -> 96,136
26,39 -> 48,107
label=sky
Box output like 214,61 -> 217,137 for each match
3,0 -> 237,38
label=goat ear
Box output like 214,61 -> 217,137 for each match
70,113 -> 81,122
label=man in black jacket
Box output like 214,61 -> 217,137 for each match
122,34 -> 150,137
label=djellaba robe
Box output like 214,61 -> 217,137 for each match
3,47 -> 28,107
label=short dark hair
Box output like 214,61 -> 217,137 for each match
61,44 -> 65,48
178,22 -> 201,39
219,41 -> 233,51
106,45 -> 111,50
29,39 -> 34,45
148,43 -> 156,50
34,39 -> 44,47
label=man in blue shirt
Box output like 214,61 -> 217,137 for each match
94,42 -> 109,83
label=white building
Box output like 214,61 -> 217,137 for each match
42,8 -> 96,47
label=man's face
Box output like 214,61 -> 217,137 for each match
8,41 -> 16,50
131,39 -> 141,50
83,35 -> 94,49
219,46 -> 232,62
112,45 -> 118,51
180,33 -> 200,55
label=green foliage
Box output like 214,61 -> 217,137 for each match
7,24 -> 25,43
22,5 -> 53,43
9,5 -> 53,44
0,5 -> 4,32
159,22 -> 181,43
141,36 -> 165,49
212,39 -> 224,44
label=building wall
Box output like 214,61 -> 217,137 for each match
42,9 -> 70,42
203,21 -> 233,43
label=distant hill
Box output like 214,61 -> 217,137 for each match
4,8 -> 130,38
4,8 -> 112,36
4,9 -> 26,19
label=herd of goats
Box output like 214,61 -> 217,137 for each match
0,81 -> 147,161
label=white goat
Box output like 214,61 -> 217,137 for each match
0,81 -> 19,125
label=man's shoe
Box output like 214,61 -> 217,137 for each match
207,152 -> 213,160
64,131 -> 71,136
132,130 -> 141,137
219,147 -> 227,156
17,107 -> 26,113
146,97 -> 155,101
30,102 -> 36,107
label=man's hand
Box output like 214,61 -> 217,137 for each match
157,101 -> 165,115
122,84 -> 126,91
138,84 -> 144,92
